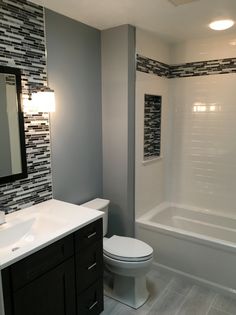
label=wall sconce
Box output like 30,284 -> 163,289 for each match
23,86 -> 56,113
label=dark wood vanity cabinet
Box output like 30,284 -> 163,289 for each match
75,219 -> 104,315
2,219 -> 104,315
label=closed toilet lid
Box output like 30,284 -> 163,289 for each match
103,235 -> 153,262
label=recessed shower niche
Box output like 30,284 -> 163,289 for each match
144,94 -> 162,161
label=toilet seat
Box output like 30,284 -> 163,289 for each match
103,235 -> 153,262
104,252 -> 153,262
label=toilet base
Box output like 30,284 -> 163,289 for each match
104,272 -> 149,309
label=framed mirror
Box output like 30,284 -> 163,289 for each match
0,65 -> 27,184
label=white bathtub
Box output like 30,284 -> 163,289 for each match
136,203 -> 236,293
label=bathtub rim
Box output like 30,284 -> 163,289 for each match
137,202 -> 236,222
136,202 -> 236,254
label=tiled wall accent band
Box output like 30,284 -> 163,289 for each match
137,54 -> 236,78
170,58 -> 236,78
144,94 -> 162,160
137,55 -> 170,77
0,0 -> 52,212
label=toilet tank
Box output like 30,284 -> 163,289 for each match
81,198 -> 110,236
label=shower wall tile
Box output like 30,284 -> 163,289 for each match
135,30 -> 171,218
0,0 -> 52,212
135,72 -> 169,217
136,29 -> 236,218
137,54 -> 236,78
137,54 -> 170,77
169,58 -> 236,78
170,74 -> 236,214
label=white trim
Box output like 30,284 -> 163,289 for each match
136,201 -> 236,252
136,201 -> 171,221
137,217 -> 236,254
137,201 -> 236,223
142,156 -> 163,165
152,262 -> 236,298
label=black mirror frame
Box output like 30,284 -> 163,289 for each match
0,65 -> 27,184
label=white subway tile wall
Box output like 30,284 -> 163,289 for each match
136,29 -> 236,217
170,74 -> 236,214
135,72 -> 169,217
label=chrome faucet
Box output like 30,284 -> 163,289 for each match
0,209 -> 6,225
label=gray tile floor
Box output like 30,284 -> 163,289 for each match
101,268 -> 236,315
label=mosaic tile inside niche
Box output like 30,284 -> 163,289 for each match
0,0 -> 52,211
144,94 -> 162,160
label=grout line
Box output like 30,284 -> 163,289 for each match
170,276 -> 194,297
213,305 -> 234,315
147,277 -> 174,310
174,286 -> 195,315
206,293 -> 217,315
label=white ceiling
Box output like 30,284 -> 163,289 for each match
31,0 -> 236,43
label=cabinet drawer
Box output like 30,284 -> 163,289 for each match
75,219 -> 102,252
76,240 -> 103,293
11,234 -> 74,291
77,279 -> 103,315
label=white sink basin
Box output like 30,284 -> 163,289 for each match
0,199 -> 103,270
0,214 -> 66,252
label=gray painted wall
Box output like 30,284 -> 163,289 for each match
102,25 -> 136,237
45,10 -> 102,205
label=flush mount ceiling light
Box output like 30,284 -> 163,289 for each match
209,19 -> 234,31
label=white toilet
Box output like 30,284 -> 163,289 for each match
82,198 -> 153,309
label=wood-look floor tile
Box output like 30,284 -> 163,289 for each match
147,289 -> 186,315
212,294 -> 236,315
101,296 -> 118,315
102,268 -> 236,315
176,285 -> 216,315
168,276 -> 193,296
207,307 -> 232,315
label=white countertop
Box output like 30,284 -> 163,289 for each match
0,199 -> 103,270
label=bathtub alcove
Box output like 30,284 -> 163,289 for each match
136,203 -> 236,294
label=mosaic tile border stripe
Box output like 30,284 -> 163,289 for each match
0,0 -> 52,212
137,54 -> 236,78
170,58 -> 236,78
137,55 -> 170,77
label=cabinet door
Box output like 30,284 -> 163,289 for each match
13,258 -> 76,315
11,234 -> 74,291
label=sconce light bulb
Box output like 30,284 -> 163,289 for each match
23,86 -> 55,113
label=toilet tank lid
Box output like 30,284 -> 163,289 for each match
82,198 -> 110,210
